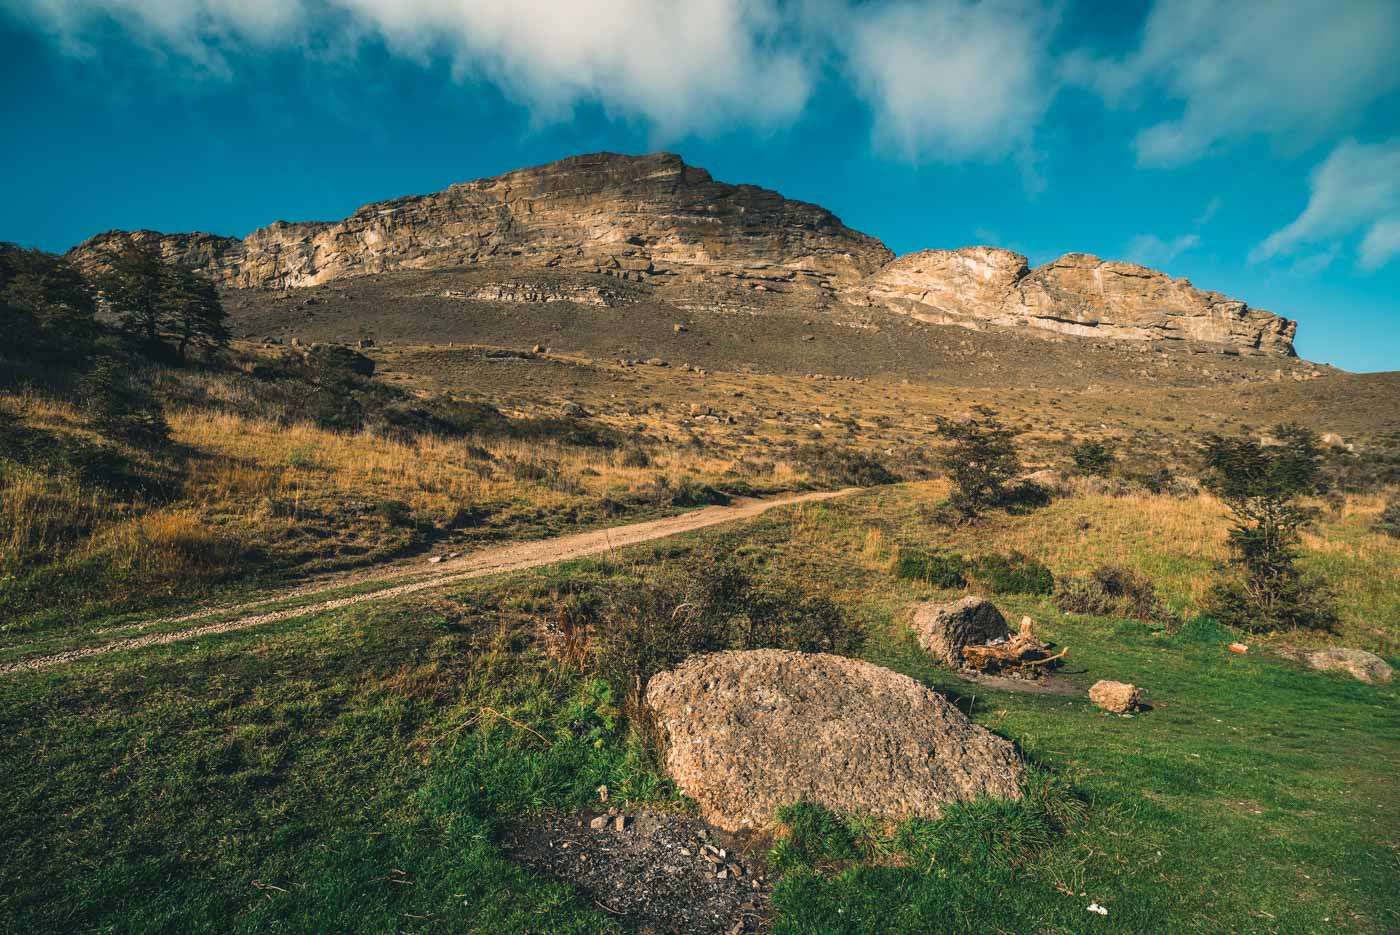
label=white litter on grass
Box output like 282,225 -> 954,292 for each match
1088,903 -> 1109,916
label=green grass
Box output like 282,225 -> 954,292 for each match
1,487 -> 1397,933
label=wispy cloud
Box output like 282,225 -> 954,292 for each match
1251,138 -> 1400,271
7,0 -> 813,137
1125,232 -> 1200,268
1065,0 -> 1400,167
837,0 -> 1058,162
7,0 -> 1062,161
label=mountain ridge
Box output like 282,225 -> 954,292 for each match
69,151 -> 1298,357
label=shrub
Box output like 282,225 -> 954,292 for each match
376,499 -> 414,527
1070,439 -> 1115,476
794,444 -> 898,487
971,551 -> 1053,595
1054,565 -> 1170,623
893,548 -> 967,588
934,407 -> 1020,522
1200,425 -> 1337,633
619,446 -> 652,469
1377,498 -> 1400,538
81,359 -> 170,447
586,546 -> 862,712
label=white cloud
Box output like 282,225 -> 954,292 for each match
7,0 -> 1065,156
1251,138 -> 1400,271
7,0 -> 814,136
840,0 -> 1057,161
1068,0 -> 1400,167
1125,232 -> 1199,268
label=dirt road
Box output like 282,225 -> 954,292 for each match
2,488 -> 856,676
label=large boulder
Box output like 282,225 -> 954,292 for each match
1284,647 -> 1393,684
911,596 -> 1010,668
644,649 -> 1024,832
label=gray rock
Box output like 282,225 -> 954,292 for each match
911,596 -> 1011,668
1282,647 -> 1392,684
645,649 -> 1024,832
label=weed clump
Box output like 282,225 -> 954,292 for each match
1054,565 -> 1170,623
794,444 -> 898,488
1376,497 -> 1400,539
893,549 -> 967,588
1070,439 -> 1116,476
578,545 -> 862,712
970,551 -> 1054,596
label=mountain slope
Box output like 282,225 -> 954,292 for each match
70,151 -> 1297,357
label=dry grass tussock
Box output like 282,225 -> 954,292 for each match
1,389 -> 811,626
171,407 -> 802,521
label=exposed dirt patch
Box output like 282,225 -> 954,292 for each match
501,809 -> 772,934
958,671 -> 1082,695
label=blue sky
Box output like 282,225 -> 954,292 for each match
1,1 -> 1397,372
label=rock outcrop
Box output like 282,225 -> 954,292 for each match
644,649 -> 1024,831
911,596 -> 1011,668
68,151 -> 1299,357
71,152 -> 891,293
845,247 -> 1296,356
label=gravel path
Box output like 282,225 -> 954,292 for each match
2,488 -> 855,676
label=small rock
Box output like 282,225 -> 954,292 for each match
597,784 -> 609,803
1228,642 -> 1248,654
674,323 -> 688,333
589,815 -> 609,830
1089,680 -> 1142,714
427,555 -> 444,564
613,815 -> 631,832
531,344 -> 544,353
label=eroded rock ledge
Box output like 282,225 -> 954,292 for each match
69,152 -> 1299,357
843,247 -> 1296,356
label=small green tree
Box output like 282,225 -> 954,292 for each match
159,264 -> 229,361
100,242 -> 165,354
0,244 -> 98,369
1070,439 -> 1115,476
99,242 -> 228,362
1201,425 -> 1337,632
935,407 -> 1020,522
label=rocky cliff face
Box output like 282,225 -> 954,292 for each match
69,152 -> 1298,357
844,247 -> 1297,356
72,152 -> 892,293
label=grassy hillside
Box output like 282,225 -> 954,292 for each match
4,255 -> 1398,933
1,485 -> 1395,933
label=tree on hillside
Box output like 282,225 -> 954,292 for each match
1201,424 -> 1337,633
100,242 -> 165,353
160,264 -> 230,361
0,243 -> 98,371
99,242 -> 229,362
934,406 -> 1021,523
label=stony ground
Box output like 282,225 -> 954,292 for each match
501,810 -> 771,934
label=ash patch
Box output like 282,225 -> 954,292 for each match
501,810 -> 771,934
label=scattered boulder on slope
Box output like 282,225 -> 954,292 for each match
911,596 -> 1011,668
644,650 -> 1025,832
1089,680 -> 1142,713
1279,647 -> 1393,684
